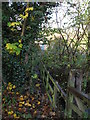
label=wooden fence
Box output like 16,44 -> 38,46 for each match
66,69 -> 90,118
40,63 -> 90,118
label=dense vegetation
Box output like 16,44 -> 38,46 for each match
2,1 -> 90,119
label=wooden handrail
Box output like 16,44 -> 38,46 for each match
56,82 -> 67,98
40,60 -> 89,118
42,63 -> 90,103
68,87 -> 90,101
40,60 -> 90,119
42,63 -> 67,100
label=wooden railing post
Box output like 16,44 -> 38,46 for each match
43,69 -> 45,81
53,83 -> 57,109
66,69 -> 76,118
74,70 -> 84,112
46,75 -> 49,90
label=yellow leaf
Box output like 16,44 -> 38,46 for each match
25,103 -> 31,107
8,111 -> 13,115
5,109 -> 7,112
14,113 -> 17,118
19,44 -> 23,48
24,96 -> 27,99
13,85 -> 16,89
20,14 -> 24,18
37,101 -> 40,105
20,95 -> 23,97
14,113 -> 20,119
9,50 -> 13,54
19,103 -> 23,107
8,84 -> 12,87
11,22 -> 15,26
25,8 -> 29,12
32,104 -> 35,108
34,110 -> 37,114
20,13 -> 28,19
26,100 -> 29,103
32,97 -> 34,101
11,28 -> 16,31
29,7 -> 33,11
6,44 -> 9,48
36,84 -> 40,87
19,39 -> 22,43
20,95 -> 24,101
19,101 -> 25,104
25,7 -> 33,12
7,87 -> 9,90
8,82 -> 11,85
9,87 -> 12,90
3,98 -> 5,101
16,92 -> 19,95
24,12 -> 29,19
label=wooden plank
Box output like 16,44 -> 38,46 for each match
47,92 -> 53,103
42,64 -> 67,108
73,94 -> 87,111
56,82 -> 67,99
44,68 -> 67,100
53,85 -> 57,108
48,84 -> 54,94
75,96 -> 86,112
43,69 -> 45,81
46,75 -> 49,90
66,70 -> 76,118
66,93 -> 74,118
68,87 -> 90,103
70,103 -> 83,117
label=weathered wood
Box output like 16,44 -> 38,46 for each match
46,75 -> 49,90
43,69 -> 45,81
74,70 -> 84,111
68,69 -> 76,87
70,103 -> 83,117
48,84 -> 53,94
68,87 -> 90,102
74,95 -> 87,110
45,67 -> 67,99
75,70 -> 83,91
66,69 -> 90,118
43,64 -> 67,108
67,86 -> 90,117
74,96 -> 86,112
47,92 -> 53,103
66,70 -> 75,118
56,81 -> 67,99
66,93 -> 73,118
43,69 -> 46,86
41,63 -> 89,118
53,85 -> 57,108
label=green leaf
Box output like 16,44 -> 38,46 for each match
16,50 -> 20,55
32,74 -> 38,79
7,22 -> 11,27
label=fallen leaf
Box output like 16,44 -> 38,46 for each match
36,84 -> 40,87
18,108 -> 22,112
32,104 -> 35,108
32,97 -> 34,101
25,103 -> 31,107
50,112 -> 56,116
37,101 -> 40,105
19,103 -> 23,107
